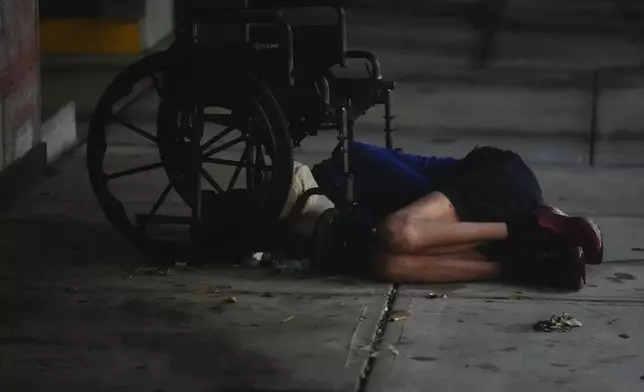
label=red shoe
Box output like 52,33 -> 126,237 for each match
538,205 -> 603,265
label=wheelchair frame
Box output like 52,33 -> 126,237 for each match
86,0 -> 397,259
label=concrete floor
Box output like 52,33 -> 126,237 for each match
1,127 -> 644,391
4,6 -> 644,390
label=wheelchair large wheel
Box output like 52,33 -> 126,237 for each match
86,51 -> 293,260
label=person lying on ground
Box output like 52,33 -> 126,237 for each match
281,142 -> 603,291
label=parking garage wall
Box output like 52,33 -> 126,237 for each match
0,0 -> 40,172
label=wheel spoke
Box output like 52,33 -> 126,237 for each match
203,157 -> 273,170
110,114 -> 158,143
150,73 -> 162,96
228,146 -> 249,190
246,144 -> 256,189
201,168 -> 224,193
105,162 -> 165,181
202,136 -> 246,158
254,144 -> 264,188
256,144 -> 267,168
203,157 -> 244,167
138,183 -> 173,229
200,127 -> 235,152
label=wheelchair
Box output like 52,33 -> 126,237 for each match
86,0 -> 396,262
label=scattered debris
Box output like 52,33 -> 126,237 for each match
533,313 -> 583,332
389,310 -> 411,322
274,259 -> 310,274
507,294 -> 532,300
426,292 -> 448,299
618,334 -> 630,339
206,285 -> 231,294
134,266 -> 172,276
387,344 -> 399,356
281,316 -> 295,323
261,292 -> 274,298
607,317 -> 619,325
226,296 -> 238,304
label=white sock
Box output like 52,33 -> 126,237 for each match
280,161 -> 335,237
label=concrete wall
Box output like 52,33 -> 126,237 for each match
0,0 -> 40,172
39,0 -> 145,19
141,0 -> 174,50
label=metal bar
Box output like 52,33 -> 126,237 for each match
589,70 -> 600,167
105,162 -> 165,181
346,118 -> 355,204
139,183 -> 174,230
338,107 -> 353,205
246,119 -> 256,189
110,115 -> 158,143
338,7 -> 347,67
202,136 -> 246,158
384,88 -> 395,149
470,0 -> 508,69
190,107 -> 204,224
201,168 -> 225,193
228,146 -> 249,190
200,127 -> 235,152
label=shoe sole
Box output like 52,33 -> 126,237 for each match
580,216 -> 603,265
570,247 -> 587,290
547,246 -> 586,291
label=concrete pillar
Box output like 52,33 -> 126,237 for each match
0,0 -> 41,172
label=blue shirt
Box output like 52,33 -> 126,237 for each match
348,142 -> 457,218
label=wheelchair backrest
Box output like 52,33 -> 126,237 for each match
175,0 -> 347,85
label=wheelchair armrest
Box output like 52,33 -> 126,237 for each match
345,50 -> 382,80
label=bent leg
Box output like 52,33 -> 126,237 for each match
373,250 -> 502,283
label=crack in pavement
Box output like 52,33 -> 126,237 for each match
357,284 -> 400,392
